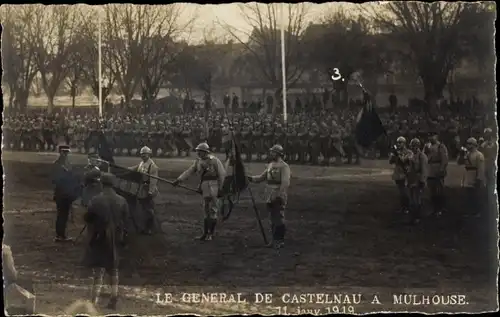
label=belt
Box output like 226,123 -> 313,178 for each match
201,176 -> 218,181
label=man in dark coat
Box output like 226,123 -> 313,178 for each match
83,173 -> 129,310
81,154 -> 103,208
52,144 -> 81,242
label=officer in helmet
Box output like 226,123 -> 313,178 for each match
128,146 -> 159,235
248,144 -> 291,249
173,142 -> 226,241
458,137 -> 486,217
407,138 -> 428,224
479,128 -> 497,197
389,136 -> 413,214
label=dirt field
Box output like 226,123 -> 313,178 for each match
2,151 -> 498,315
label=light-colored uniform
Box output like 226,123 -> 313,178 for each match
407,150 -> 428,219
458,149 -> 485,216
389,147 -> 413,211
178,154 -> 226,219
480,140 -> 497,192
250,158 -> 291,226
425,142 -> 448,212
129,157 -> 159,233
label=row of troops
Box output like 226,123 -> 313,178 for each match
51,141 -> 291,309
6,119 -> 362,165
389,128 -> 496,224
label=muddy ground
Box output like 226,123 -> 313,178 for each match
2,151 -> 498,315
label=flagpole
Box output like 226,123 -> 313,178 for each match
98,10 -> 103,118
280,3 -> 287,123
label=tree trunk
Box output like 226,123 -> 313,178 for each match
70,85 -> 77,109
47,94 -> 55,114
16,89 -> 30,113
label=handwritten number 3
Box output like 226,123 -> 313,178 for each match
330,68 -> 342,81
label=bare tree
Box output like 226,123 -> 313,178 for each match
219,3 -> 311,113
139,5 -> 196,113
363,2 -> 494,113
102,4 -> 192,110
0,5 -> 39,111
303,9 -> 386,107
30,5 -> 81,113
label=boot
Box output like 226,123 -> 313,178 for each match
207,219 -> 217,240
197,219 -> 209,241
266,224 -> 276,248
274,225 -> 286,249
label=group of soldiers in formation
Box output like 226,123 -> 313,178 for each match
388,128 -> 496,224
2,108 -> 488,165
50,133 -> 290,309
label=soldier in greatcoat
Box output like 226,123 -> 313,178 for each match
83,173 -> 129,310
248,144 -> 291,249
52,144 -> 81,242
173,142 -> 226,241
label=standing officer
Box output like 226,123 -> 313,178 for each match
81,154 -> 103,209
389,137 -> 413,214
173,143 -> 226,241
248,144 -> 291,249
424,131 -> 449,216
479,128 -> 497,197
407,138 -> 428,224
52,144 -> 81,242
457,138 -> 486,217
83,173 -> 129,310
129,146 -> 159,235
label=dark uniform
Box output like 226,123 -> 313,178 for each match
52,145 -> 81,242
83,173 -> 129,310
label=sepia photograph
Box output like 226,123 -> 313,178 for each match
1,2 -> 498,315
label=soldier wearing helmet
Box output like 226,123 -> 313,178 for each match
407,138 -> 428,224
423,129 -> 449,217
173,142 -> 226,241
81,154 -> 103,209
128,146 -> 159,235
479,128 -> 497,196
457,137 -> 486,217
389,136 -> 413,214
248,144 -> 291,249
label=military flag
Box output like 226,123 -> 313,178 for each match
355,90 -> 386,148
230,130 -> 249,195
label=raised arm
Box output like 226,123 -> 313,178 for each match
178,161 -> 198,182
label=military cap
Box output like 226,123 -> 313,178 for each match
100,173 -> 116,186
58,144 -> 71,152
269,144 -> 284,155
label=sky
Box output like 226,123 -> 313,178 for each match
178,2 -> 361,43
